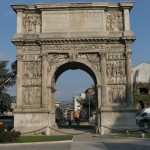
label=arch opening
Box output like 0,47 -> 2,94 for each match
51,62 -> 98,126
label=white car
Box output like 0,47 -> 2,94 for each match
136,108 -> 150,124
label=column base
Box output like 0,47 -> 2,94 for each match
100,106 -> 137,135
14,108 -> 57,135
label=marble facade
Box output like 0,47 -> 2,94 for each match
11,2 -> 136,135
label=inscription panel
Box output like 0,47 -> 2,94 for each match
42,10 -> 104,32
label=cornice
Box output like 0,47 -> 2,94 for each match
12,36 -> 136,46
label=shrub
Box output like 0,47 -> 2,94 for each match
0,125 -> 21,143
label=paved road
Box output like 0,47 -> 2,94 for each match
1,133 -> 150,150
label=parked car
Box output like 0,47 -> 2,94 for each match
0,115 -> 14,130
136,108 -> 150,125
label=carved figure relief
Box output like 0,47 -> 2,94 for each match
23,46 -> 41,52
42,44 -> 124,51
79,54 -> 100,71
106,11 -> 123,31
22,78 -> 41,86
23,13 -> 41,33
22,87 -> 41,105
23,62 -> 41,78
107,76 -> 126,84
23,55 -> 41,61
108,85 -> 126,104
47,54 -> 68,70
106,60 -> 125,77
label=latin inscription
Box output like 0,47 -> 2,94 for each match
42,10 -> 103,32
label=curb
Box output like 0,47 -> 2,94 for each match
0,139 -> 73,147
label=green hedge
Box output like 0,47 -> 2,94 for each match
0,125 -> 21,143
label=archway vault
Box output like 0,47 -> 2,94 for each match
12,2 -> 137,135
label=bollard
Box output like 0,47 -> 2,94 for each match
46,127 -> 50,136
126,130 -> 129,135
141,133 -> 145,138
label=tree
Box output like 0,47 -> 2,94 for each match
0,61 -> 15,114
55,107 -> 64,123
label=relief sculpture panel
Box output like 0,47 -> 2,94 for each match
108,85 -> 126,104
106,60 -> 126,84
23,62 -> 41,78
106,11 -> 123,31
22,87 -> 41,106
106,60 -> 125,77
23,13 -> 41,33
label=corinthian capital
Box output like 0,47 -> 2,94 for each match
42,53 -> 47,61
99,52 -> 106,59
17,54 -> 23,61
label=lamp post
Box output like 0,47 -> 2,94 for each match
88,94 -> 90,121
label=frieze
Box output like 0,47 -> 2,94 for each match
106,60 -> 125,77
23,62 -> 41,78
23,13 -> 41,34
106,53 -> 125,60
22,78 -> 41,86
106,11 -> 123,31
23,54 -> 41,61
107,76 -> 126,84
42,44 -> 124,51
22,86 -> 41,105
23,46 -> 41,51
108,85 -> 126,104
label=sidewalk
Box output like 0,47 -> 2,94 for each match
70,133 -> 109,150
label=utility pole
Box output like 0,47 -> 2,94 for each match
89,94 -> 90,121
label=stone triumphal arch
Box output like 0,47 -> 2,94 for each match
11,2 -> 136,134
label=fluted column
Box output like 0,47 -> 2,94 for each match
16,11 -> 23,33
123,9 -> 130,31
42,54 -> 48,108
100,52 -> 107,106
126,44 -> 134,106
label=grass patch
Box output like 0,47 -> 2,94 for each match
0,135 -> 73,144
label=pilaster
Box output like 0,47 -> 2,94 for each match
100,52 -> 107,106
16,53 -> 23,107
125,44 -> 134,106
17,11 -> 23,33
42,54 -> 48,108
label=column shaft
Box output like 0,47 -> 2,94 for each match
100,53 -> 107,106
42,54 -> 48,108
124,9 -> 130,31
17,11 -> 23,33
16,54 -> 23,107
126,45 -> 133,105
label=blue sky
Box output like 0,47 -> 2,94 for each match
0,0 -> 150,102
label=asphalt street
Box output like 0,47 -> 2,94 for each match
0,133 -> 150,150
